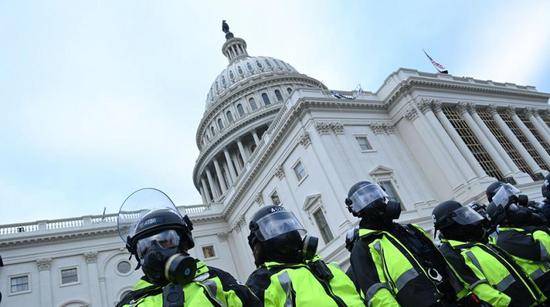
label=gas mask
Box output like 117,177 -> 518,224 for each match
138,230 -> 197,286
141,241 -> 179,285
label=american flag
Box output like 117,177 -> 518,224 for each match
423,49 -> 448,74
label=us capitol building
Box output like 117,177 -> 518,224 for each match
1,24 -> 549,307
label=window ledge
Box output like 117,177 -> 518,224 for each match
296,174 -> 308,186
60,281 -> 80,288
9,289 -> 31,296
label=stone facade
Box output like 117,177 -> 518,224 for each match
1,27 -> 550,306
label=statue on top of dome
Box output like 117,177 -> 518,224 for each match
222,20 -> 234,40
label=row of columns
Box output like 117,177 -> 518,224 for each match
199,129 -> 263,203
419,100 -> 549,184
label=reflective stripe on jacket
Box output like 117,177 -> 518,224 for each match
124,261 -> 247,307
354,226 -> 463,307
258,260 -> 365,307
495,227 -> 550,296
446,239 -> 543,306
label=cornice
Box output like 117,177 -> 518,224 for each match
196,74 -> 326,147
0,226 -> 119,248
385,77 -> 550,111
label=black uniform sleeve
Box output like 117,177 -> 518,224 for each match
438,243 -> 481,286
496,229 -> 541,261
245,266 -> 273,304
349,238 -> 384,298
207,266 -> 261,307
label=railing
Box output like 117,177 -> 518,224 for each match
0,204 -> 212,237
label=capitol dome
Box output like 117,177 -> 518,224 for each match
193,21 -> 326,204
205,56 -> 298,109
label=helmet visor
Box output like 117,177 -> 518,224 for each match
349,183 -> 388,213
255,211 -> 306,241
117,188 -> 181,243
451,206 -> 484,225
136,229 -> 180,258
491,184 -> 521,208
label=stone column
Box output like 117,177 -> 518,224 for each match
231,151 -> 243,174
526,108 -> 550,145
420,100 -> 478,181
200,177 -> 212,202
459,103 -> 513,177
534,111 -> 550,134
252,130 -> 261,145
99,277 -> 109,307
509,107 -> 550,166
224,149 -> 238,181
469,105 -> 521,175
490,106 -> 543,175
84,251 -> 102,307
36,258 -> 53,307
222,161 -> 233,186
404,101 -> 463,191
213,159 -> 227,193
237,139 -> 248,162
433,103 -> 486,177
205,168 -> 220,199
199,186 -> 207,204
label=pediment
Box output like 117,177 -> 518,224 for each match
302,193 -> 322,211
369,165 -> 394,176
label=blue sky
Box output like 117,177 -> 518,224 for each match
0,1 -> 549,224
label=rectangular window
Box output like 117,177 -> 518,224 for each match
313,209 -> 334,243
355,136 -> 373,151
10,275 -> 29,294
202,245 -> 216,259
378,180 -> 402,203
61,267 -> 78,285
293,161 -> 307,182
270,191 -> 281,206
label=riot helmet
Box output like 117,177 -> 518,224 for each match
485,183 -> 542,227
345,181 -> 401,221
248,205 -> 317,266
486,181 -> 504,203
542,174 -> 550,200
432,200 -> 487,242
117,188 -> 196,285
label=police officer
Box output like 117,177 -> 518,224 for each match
345,181 -> 470,306
434,200 -> 543,306
486,182 -> 550,297
245,205 -> 365,307
116,188 -> 258,307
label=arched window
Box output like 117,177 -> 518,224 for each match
249,97 -> 257,111
262,93 -> 271,106
287,87 -> 292,94
237,104 -> 245,117
226,111 -> 234,123
275,89 -> 283,102
217,118 -> 224,130
210,126 -> 215,137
